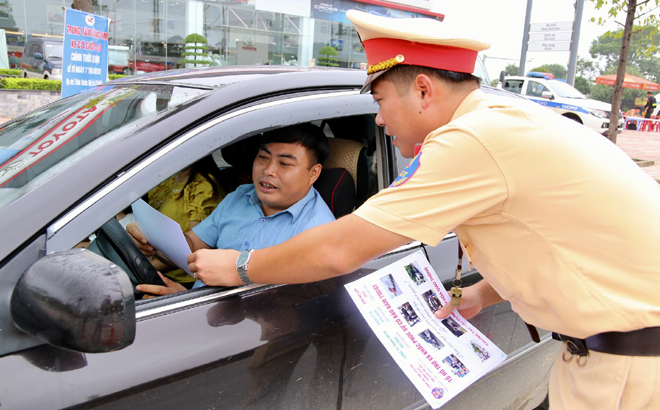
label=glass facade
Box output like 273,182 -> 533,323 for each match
1,0 -> 441,74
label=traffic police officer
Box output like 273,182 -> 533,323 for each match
188,10 -> 660,409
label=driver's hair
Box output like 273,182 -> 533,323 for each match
260,123 -> 330,168
381,65 -> 481,95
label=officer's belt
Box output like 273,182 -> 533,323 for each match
552,327 -> 660,356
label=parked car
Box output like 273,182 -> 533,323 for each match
0,66 -> 557,410
20,38 -> 63,80
109,59 -> 172,75
503,73 -> 624,135
8,54 -> 21,69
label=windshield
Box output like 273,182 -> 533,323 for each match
0,84 -> 209,209
45,43 -> 63,59
547,80 -> 586,99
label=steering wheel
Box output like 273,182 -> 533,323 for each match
91,218 -> 166,289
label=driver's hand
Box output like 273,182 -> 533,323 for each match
137,272 -> 187,299
126,222 -> 155,257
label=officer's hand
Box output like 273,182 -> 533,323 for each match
136,272 -> 186,298
188,248 -> 243,287
126,222 -> 155,256
435,285 -> 485,320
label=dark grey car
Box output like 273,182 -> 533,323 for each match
20,38 -> 63,80
0,66 -> 557,410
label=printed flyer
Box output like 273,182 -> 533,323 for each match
345,251 -> 506,408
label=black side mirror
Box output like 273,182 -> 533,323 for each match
10,249 -> 136,353
499,71 -> 505,85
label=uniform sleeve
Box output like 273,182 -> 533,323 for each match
353,128 -> 509,246
184,177 -> 225,222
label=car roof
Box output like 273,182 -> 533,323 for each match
112,65 -> 361,89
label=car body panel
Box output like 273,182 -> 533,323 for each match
0,67 -> 557,409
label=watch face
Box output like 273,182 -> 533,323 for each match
236,251 -> 250,267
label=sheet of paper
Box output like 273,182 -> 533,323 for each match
345,250 -> 506,409
131,199 -> 193,276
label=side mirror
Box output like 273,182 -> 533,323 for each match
10,249 -> 136,353
499,71 -> 505,85
34,52 -> 43,60
541,91 -> 554,100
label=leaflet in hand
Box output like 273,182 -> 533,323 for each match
131,199 -> 193,276
345,251 -> 506,408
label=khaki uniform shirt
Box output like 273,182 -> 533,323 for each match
355,89 -> 660,338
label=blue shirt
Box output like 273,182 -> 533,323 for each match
190,184 -> 335,288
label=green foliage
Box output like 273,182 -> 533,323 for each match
0,69 -> 21,76
181,33 -> 210,67
108,74 -> 127,80
317,46 -> 339,67
574,76 -> 592,95
491,79 -> 500,87
504,64 -> 519,76
1,78 -> 61,90
529,64 -> 567,79
576,57 -> 599,80
184,33 -> 207,44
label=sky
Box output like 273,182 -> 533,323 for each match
431,0 -> 621,82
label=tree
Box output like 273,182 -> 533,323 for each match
317,46 -> 339,67
576,57 -> 599,80
574,76 -> 592,95
589,0 -> 660,143
504,64 -> 519,76
529,64 -> 567,79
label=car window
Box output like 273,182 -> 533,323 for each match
546,80 -> 586,99
84,115 -> 382,300
45,43 -> 63,60
0,85 -> 209,211
526,80 -> 549,97
503,79 -> 524,94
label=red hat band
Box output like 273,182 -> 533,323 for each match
363,38 -> 478,75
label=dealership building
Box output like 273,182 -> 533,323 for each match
1,0 -> 444,73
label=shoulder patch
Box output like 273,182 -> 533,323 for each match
390,152 -> 421,187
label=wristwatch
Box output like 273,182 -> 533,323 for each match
236,249 -> 254,285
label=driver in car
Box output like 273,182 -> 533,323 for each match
127,123 -> 335,297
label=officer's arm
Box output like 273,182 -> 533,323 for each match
188,213 -> 411,286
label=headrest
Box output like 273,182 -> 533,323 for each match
314,168 -> 355,218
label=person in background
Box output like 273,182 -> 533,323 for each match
644,91 -> 657,118
143,155 -> 227,287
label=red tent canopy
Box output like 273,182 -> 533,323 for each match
595,73 -> 660,91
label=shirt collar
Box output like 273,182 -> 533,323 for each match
245,185 -> 316,222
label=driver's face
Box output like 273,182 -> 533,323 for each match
252,142 -> 321,216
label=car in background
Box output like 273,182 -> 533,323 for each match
0,66 -> 557,410
503,73 -> 624,135
20,38 -> 63,80
8,54 -> 21,69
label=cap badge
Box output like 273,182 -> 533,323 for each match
368,54 -> 405,75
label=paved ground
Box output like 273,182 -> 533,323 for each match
1,115 -> 659,181
615,128 -> 660,181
